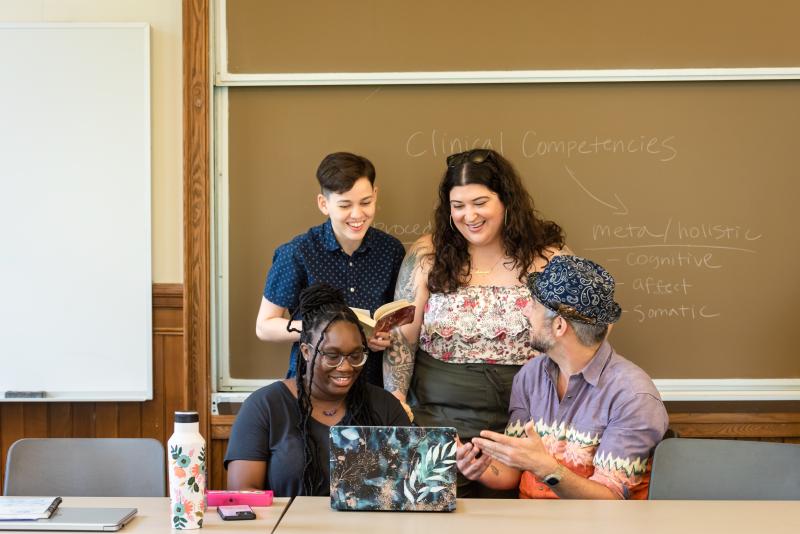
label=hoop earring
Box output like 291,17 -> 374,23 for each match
449,216 -> 455,231
504,209 -> 508,226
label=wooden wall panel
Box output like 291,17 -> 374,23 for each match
0,283 -> 185,496
23,405 -> 48,438
668,412 -> 800,439
0,404 -> 24,488
94,404 -> 119,438
182,0 -> 212,446
47,404 -> 72,438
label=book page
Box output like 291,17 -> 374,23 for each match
349,307 -> 376,328
374,299 -> 412,320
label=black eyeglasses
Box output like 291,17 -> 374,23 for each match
303,344 -> 369,368
446,149 -> 496,168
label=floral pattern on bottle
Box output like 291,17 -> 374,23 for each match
169,444 -> 206,529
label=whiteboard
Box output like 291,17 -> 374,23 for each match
0,24 -> 152,401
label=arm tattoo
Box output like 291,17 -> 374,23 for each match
394,248 -> 419,301
488,463 -> 500,476
383,327 -> 416,395
384,242 -> 429,395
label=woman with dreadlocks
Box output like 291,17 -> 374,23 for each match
225,283 -> 410,496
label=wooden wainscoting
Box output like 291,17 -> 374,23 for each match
666,402 -> 800,443
0,284 -> 186,495
210,416 -> 237,490
209,405 -> 800,491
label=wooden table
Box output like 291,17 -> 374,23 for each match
275,496 -> 800,534
3,496 -> 798,533
0,497 -> 291,534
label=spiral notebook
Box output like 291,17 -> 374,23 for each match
329,426 -> 457,512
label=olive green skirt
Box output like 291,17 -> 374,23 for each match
408,349 -> 521,441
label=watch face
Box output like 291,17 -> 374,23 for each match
543,475 -> 560,487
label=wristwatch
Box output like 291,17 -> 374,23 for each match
542,463 -> 567,487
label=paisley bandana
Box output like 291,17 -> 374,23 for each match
527,255 -> 622,325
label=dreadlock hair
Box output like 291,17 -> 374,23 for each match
286,282 -> 381,496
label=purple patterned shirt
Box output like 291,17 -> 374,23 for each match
507,341 -> 668,499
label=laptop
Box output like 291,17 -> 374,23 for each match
330,426 -> 457,512
0,508 -> 137,531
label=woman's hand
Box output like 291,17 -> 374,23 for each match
399,399 -> 414,423
367,331 -> 392,352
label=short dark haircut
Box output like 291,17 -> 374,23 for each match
315,152 -> 376,195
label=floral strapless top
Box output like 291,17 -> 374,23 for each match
419,285 -> 536,365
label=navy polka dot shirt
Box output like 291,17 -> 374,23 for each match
264,220 -> 406,385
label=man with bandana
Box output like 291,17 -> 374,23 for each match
456,255 -> 668,499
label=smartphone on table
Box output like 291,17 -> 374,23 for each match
217,505 -> 256,521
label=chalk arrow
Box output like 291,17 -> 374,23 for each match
564,165 -> 628,216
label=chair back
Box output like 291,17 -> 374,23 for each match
3,438 -> 165,497
649,437 -> 800,500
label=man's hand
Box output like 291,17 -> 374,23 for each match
455,436 -> 493,481
471,421 -> 557,478
471,421 -> 620,499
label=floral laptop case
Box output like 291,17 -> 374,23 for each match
329,426 -> 457,512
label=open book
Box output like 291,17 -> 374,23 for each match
0,497 -> 62,521
350,300 -> 415,335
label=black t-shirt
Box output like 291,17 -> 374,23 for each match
224,381 -> 410,497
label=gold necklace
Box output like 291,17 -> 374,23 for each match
471,254 -> 505,275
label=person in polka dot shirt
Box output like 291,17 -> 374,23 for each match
256,152 -> 406,386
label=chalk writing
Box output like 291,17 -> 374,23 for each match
521,131 -> 678,162
628,304 -> 721,323
402,130 -> 678,162
405,130 -> 505,158
677,222 -> 763,241
565,165 -> 628,215
593,222 -> 669,241
589,244 -> 756,254
631,277 -> 692,296
588,211 -> 762,324
622,251 -> 722,270
374,221 -> 433,244
591,219 -> 761,245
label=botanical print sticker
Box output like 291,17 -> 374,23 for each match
330,426 -> 456,511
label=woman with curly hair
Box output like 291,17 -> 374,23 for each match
226,283 -> 410,496
383,149 -> 569,497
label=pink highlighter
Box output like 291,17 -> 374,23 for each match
207,490 -> 274,507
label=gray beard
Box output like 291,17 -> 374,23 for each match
530,337 -> 553,354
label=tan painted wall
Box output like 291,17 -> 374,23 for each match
0,0 -> 183,282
